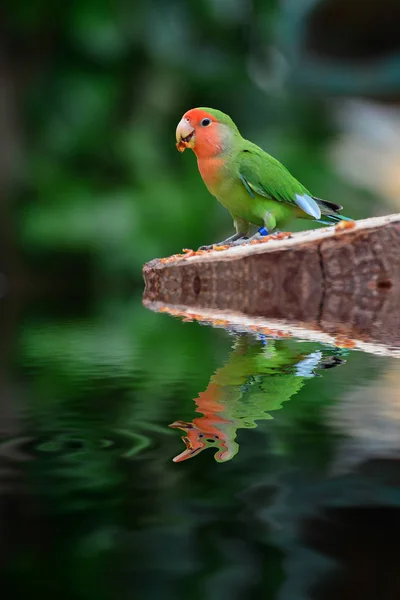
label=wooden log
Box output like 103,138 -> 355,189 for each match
143,213 -> 400,351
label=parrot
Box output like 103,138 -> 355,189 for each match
175,107 -> 351,249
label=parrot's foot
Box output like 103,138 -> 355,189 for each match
198,233 -> 248,251
230,237 -> 250,246
242,227 -> 272,244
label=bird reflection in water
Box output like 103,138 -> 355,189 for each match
170,334 -> 346,462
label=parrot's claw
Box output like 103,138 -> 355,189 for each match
198,233 -> 248,251
230,237 -> 250,246
198,229 -> 282,250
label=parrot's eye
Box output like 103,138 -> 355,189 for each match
200,118 -> 211,127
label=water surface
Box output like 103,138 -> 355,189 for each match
1,295 -> 400,599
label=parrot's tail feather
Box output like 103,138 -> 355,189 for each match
313,197 -> 352,224
316,214 -> 353,226
314,197 -> 343,213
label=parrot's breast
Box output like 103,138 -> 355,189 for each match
197,157 -> 226,196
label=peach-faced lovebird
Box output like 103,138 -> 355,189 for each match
176,107 -> 350,248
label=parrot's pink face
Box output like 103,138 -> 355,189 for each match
169,419 -> 237,463
176,109 -> 227,159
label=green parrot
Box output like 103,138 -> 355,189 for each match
176,107 -> 351,249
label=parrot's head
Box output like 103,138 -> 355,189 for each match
176,107 -> 240,158
169,419 -> 239,463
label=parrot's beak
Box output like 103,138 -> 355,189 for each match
176,118 -> 195,152
169,420 -> 204,461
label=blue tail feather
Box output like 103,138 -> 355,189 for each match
316,213 -> 353,226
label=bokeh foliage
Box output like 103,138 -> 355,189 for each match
3,0 -> 378,287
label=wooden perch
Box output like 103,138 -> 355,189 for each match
143,213 -> 400,352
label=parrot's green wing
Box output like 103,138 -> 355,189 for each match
237,145 -> 321,219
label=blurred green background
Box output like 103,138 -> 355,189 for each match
3,0 -> 400,290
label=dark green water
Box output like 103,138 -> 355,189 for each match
1,294 -> 400,599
